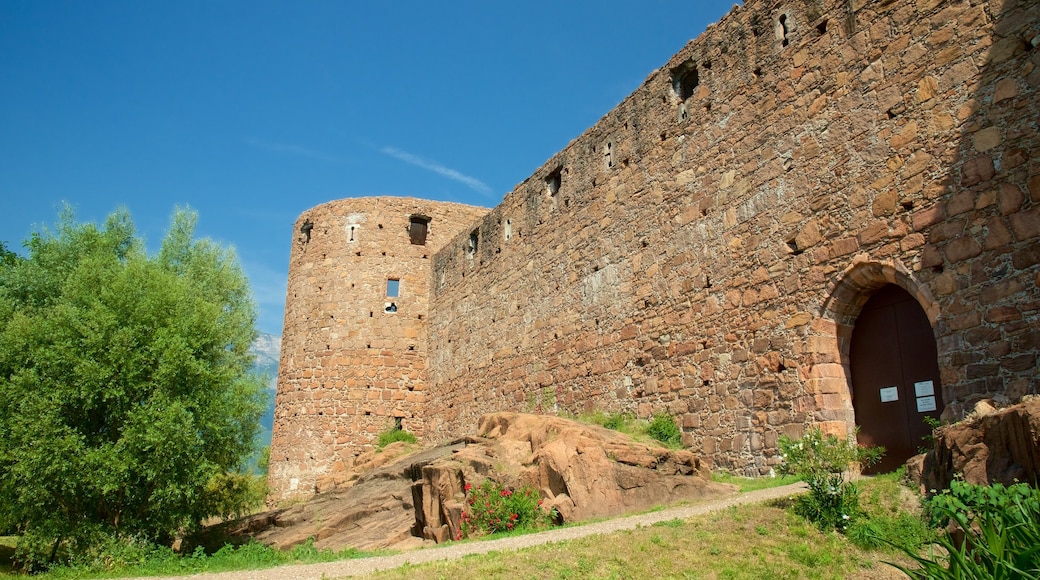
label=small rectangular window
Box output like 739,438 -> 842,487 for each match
387,279 -> 400,297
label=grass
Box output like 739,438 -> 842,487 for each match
846,470 -> 936,552
712,470 -> 802,492
574,411 -> 685,449
369,492 -> 921,580
1,540 -> 383,579
376,427 -> 417,448
1,475 -> 932,579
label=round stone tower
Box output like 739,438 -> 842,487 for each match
268,196 -> 488,500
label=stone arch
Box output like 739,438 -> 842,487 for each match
805,258 -> 941,440
821,258 -> 939,328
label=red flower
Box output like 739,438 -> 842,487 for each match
464,483 -> 472,492
510,513 -> 518,521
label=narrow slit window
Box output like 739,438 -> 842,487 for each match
386,279 -> 400,297
409,216 -> 430,245
779,14 -> 791,47
467,230 -> 479,258
546,168 -> 562,196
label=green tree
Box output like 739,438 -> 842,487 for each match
0,241 -> 18,267
0,208 -> 267,568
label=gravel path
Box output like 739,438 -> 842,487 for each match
129,482 -> 807,580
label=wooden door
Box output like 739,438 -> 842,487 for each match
850,285 -> 943,474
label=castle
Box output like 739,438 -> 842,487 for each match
269,0 -> 1040,498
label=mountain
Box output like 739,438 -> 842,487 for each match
251,333 -> 281,385
250,333 -> 281,452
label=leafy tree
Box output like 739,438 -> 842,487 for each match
0,241 -> 18,267
0,208 -> 267,568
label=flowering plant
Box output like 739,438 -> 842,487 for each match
777,427 -> 883,533
457,479 -> 556,539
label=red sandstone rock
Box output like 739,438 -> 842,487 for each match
209,414 -> 732,551
907,398 -> 1040,492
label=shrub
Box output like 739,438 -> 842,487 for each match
459,480 -> 556,539
602,412 -> 631,431
201,471 -> 268,522
777,427 -> 883,533
376,426 -> 417,448
646,414 -> 682,448
888,480 -> 1040,579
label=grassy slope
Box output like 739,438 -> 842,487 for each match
370,500 -> 918,579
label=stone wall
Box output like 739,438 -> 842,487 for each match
270,0 -> 1040,496
425,0 -> 1039,475
269,197 -> 488,499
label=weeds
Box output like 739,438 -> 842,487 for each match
646,414 -> 682,448
577,411 -> 683,449
376,426 -> 417,448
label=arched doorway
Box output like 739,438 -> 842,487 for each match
850,284 -> 944,474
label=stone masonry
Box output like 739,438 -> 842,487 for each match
269,198 -> 488,497
270,0 -> 1040,499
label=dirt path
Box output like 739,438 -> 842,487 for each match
128,482 -> 807,580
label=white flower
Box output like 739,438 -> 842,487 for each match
842,514 -> 850,520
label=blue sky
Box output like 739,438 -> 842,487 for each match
1,0 -> 737,335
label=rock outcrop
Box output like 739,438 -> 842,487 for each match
207,413 -> 733,551
907,397 -> 1040,492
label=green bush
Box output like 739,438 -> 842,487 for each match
646,414 -> 682,448
889,480 -> 1040,579
201,471 -> 268,522
777,427 -> 883,533
376,426 -> 417,448
459,480 -> 556,539
602,412 -> 631,431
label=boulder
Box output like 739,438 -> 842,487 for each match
200,413 -> 733,552
908,397 -> 1040,492
464,412 -> 724,524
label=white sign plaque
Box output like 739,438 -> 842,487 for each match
880,386 -> 899,402
917,396 -> 937,412
914,380 -> 935,397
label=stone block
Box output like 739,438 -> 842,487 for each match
943,236 -> 982,263
972,127 -> 1002,152
912,204 -> 944,230
1009,208 -> 1040,241
961,155 -> 995,186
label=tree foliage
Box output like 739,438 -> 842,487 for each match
0,208 -> 267,568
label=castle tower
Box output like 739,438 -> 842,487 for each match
268,196 -> 488,499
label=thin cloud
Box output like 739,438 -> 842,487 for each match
380,146 -> 493,197
246,138 -> 338,162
